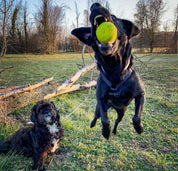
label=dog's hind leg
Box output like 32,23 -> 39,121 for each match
90,103 -> 100,128
133,95 -> 145,134
112,107 -> 127,135
32,151 -> 47,171
0,140 -> 11,154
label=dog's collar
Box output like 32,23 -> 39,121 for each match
100,67 -> 132,88
95,52 -> 123,74
95,53 -> 133,93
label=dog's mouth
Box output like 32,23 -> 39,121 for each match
93,15 -> 117,56
94,15 -> 107,29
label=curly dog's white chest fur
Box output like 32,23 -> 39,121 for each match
47,123 -> 59,152
47,123 -> 59,134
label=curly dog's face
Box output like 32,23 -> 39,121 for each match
31,100 -> 59,125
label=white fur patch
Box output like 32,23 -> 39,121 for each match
47,123 -> 59,134
45,116 -> 51,123
51,138 -> 59,153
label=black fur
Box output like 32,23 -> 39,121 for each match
72,3 -> 145,139
0,100 -> 64,171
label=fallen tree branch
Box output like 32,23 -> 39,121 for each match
57,62 -> 96,92
0,85 -> 26,93
0,77 -> 54,100
0,66 -> 13,74
0,63 -> 97,116
44,80 -> 97,99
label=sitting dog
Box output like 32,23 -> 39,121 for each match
0,100 -> 64,171
72,3 -> 145,139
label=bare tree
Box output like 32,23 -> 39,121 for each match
134,0 -> 165,53
83,0 -> 90,27
74,1 -> 80,28
0,0 -> 15,58
23,1 -> 28,51
42,0 -> 50,54
10,7 -> 19,47
36,0 -> 51,54
35,0 -> 64,54
49,5 -> 64,53
173,4 -> 178,53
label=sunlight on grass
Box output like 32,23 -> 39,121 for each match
0,53 -> 177,170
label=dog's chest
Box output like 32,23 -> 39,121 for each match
108,85 -> 133,108
47,123 -> 60,153
47,123 -> 59,134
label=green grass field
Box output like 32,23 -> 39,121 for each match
0,53 -> 177,170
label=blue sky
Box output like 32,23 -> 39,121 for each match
27,0 -> 177,30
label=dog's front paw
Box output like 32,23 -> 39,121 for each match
90,118 -> 97,128
133,117 -> 144,134
134,123 -> 144,134
102,122 -> 111,139
112,128 -> 117,135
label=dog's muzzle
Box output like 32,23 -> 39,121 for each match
44,112 -> 54,123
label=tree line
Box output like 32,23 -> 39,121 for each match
0,0 -> 177,58
134,0 -> 178,53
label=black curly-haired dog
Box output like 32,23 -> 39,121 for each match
0,100 -> 64,171
72,3 -> 145,139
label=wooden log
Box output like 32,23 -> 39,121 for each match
0,85 -> 26,93
44,80 -> 97,99
0,63 -> 97,116
57,62 -> 96,92
0,66 -> 13,74
0,77 -> 54,100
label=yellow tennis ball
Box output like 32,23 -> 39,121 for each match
96,22 -> 117,44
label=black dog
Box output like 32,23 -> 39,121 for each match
72,3 -> 145,139
0,100 -> 64,171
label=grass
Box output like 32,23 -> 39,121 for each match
0,53 -> 94,86
0,53 -> 177,170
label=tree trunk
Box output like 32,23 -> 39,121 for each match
0,11 -> 7,59
43,0 -> 50,54
0,0 -> 15,59
174,16 -> 178,54
24,3 -> 28,52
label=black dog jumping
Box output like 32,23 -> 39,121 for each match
0,100 -> 64,171
72,3 -> 145,139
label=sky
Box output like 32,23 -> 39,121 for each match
27,0 -> 177,30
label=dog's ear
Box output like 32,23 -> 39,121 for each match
71,27 -> 92,46
50,101 -> 60,120
31,104 -> 38,124
50,101 -> 57,110
122,19 -> 140,39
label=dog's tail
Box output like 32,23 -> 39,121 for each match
0,140 -> 11,154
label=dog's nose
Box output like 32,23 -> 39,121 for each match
90,3 -> 102,12
44,112 -> 51,117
